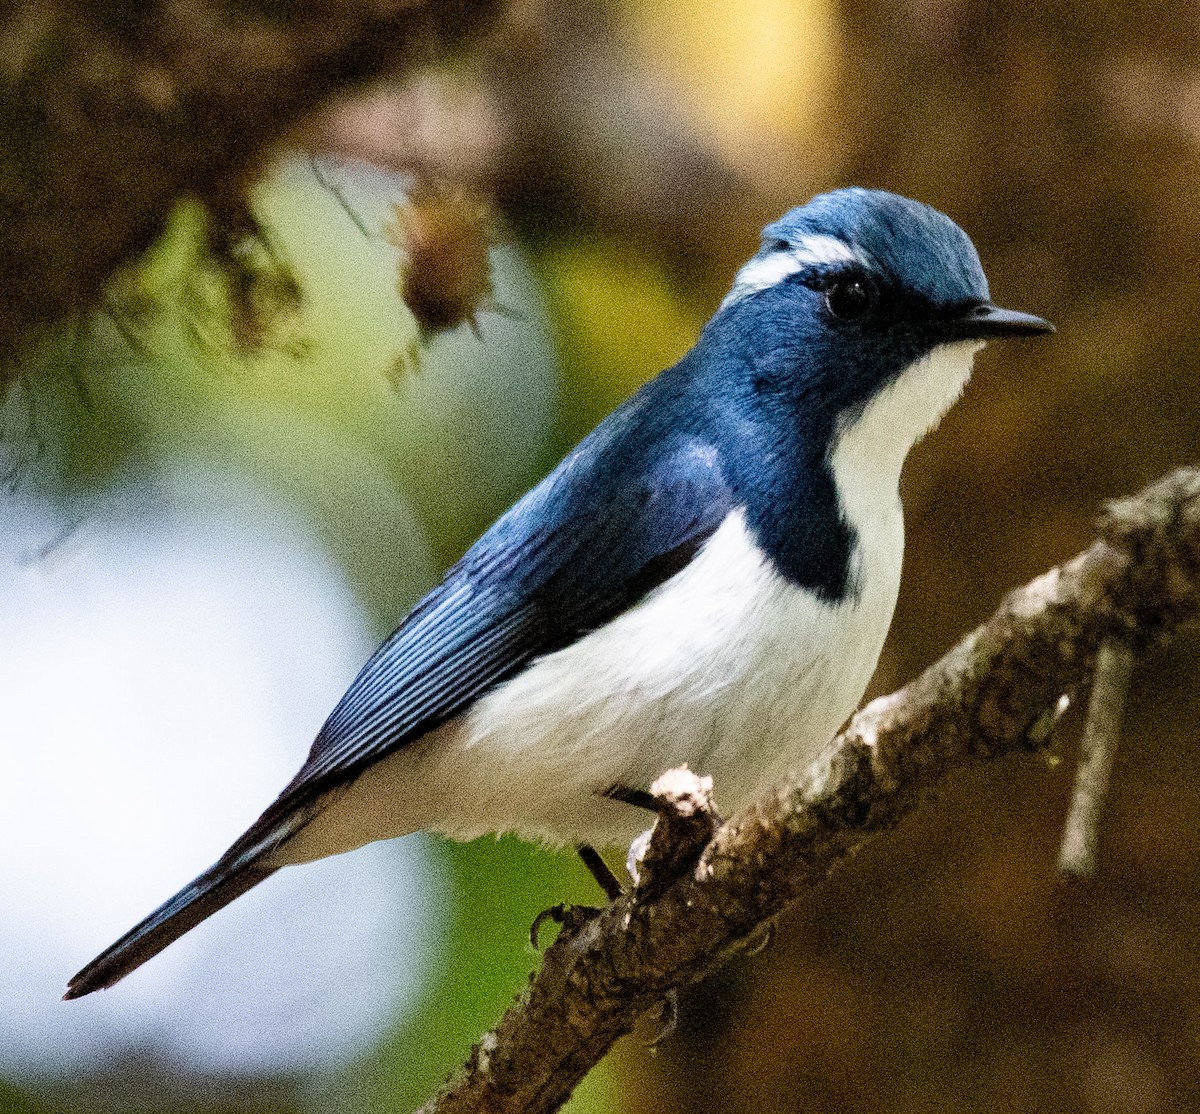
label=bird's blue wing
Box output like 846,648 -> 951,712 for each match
63,433 -> 734,997
246,435 -> 734,838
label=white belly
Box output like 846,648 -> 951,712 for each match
280,503 -> 903,862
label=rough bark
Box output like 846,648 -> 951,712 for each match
418,466 -> 1200,1114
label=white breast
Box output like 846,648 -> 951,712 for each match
280,340 -> 983,863
281,507 -> 902,861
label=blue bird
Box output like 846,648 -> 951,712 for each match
66,188 -> 1052,998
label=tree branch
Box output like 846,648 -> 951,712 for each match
0,0 -> 502,360
418,466 -> 1200,1114
1057,635 -> 1135,875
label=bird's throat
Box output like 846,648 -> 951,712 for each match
832,340 -> 982,483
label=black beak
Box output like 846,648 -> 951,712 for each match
942,303 -> 1055,341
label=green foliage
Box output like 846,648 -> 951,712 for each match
0,1081 -> 51,1114
359,839 -> 618,1113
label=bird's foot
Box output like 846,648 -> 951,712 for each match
627,767 -> 721,900
602,769 -> 722,898
577,843 -> 624,900
530,902 -> 602,950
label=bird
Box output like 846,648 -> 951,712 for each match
66,187 -> 1052,998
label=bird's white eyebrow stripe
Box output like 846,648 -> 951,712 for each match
720,234 -> 859,310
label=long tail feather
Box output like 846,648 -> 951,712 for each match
64,859 -> 278,999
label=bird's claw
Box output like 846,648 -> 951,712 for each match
530,902 -> 601,950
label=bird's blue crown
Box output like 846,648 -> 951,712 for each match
755,187 -> 990,308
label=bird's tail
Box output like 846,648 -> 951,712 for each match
64,856 -> 278,999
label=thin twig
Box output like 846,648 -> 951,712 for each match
308,156 -> 377,240
1058,637 -> 1136,875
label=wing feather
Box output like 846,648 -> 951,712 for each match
245,435 -> 734,841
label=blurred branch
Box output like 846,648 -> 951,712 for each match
1057,636 -> 1135,875
0,0 -> 502,363
419,467 -> 1200,1114
317,0 -> 758,279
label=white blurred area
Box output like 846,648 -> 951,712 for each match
0,466 -> 449,1080
0,157 -> 560,1095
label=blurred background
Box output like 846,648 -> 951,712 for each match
2,0 -> 1200,1111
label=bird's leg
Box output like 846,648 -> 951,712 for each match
530,897 -> 601,949
601,782 -> 658,814
530,785 -> 654,949
577,843 -> 624,900
529,844 -> 624,949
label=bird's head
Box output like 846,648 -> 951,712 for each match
709,188 -> 1052,469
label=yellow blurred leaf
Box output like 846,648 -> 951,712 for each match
625,0 -> 841,172
541,239 -> 703,430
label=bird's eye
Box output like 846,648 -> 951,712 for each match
824,277 -> 876,321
